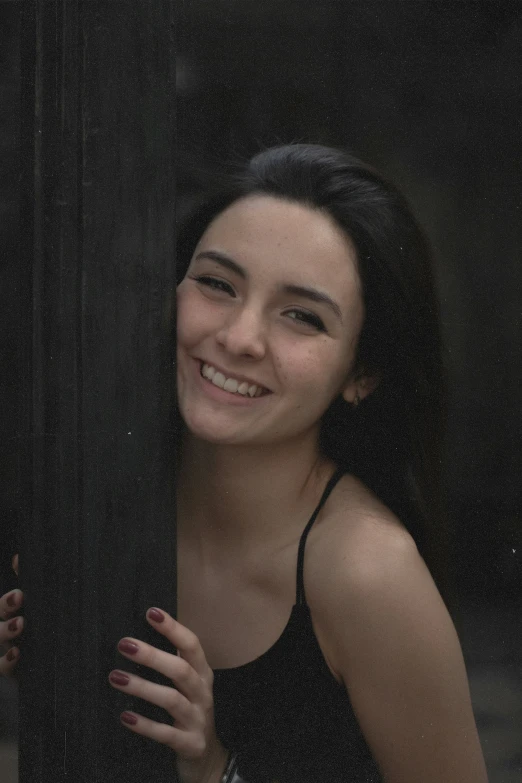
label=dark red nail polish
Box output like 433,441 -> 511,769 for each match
8,619 -> 18,632
147,607 -> 164,623
118,639 -> 139,655
109,670 -> 130,686
6,648 -> 17,662
6,592 -> 17,608
120,711 -> 137,726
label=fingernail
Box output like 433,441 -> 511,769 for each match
8,619 -> 18,632
6,592 -> 17,608
109,670 -> 130,686
147,607 -> 164,623
6,648 -> 17,662
120,711 -> 138,726
118,639 -> 139,655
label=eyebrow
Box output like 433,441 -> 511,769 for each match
195,250 -> 247,278
193,250 -> 343,322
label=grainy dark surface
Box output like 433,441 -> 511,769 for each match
11,2 -> 177,781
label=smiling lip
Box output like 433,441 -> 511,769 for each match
193,359 -> 271,405
196,359 -> 271,393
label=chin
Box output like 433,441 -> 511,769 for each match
179,411 -> 249,446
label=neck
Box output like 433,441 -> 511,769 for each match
177,431 -> 334,554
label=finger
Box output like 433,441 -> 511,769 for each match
12,554 -> 18,577
0,589 -> 23,621
0,616 -> 24,645
0,646 -> 19,678
108,669 -> 196,727
117,710 -> 204,758
117,636 -> 210,706
146,608 -> 211,679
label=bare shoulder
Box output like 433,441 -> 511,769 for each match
306,472 -> 449,676
308,473 -> 425,598
305,474 -> 488,782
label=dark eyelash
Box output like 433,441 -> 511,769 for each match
194,275 -> 235,295
193,276 -> 325,331
287,309 -> 326,332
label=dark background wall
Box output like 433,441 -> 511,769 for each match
1,2 -> 22,589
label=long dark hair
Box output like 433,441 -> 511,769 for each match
176,144 -> 448,591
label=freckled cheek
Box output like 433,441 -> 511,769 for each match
277,346 -> 342,398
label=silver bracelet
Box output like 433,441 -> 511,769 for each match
229,770 -> 247,783
220,751 -> 238,783
220,750 -> 249,783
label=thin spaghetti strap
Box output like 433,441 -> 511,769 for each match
296,467 -> 345,605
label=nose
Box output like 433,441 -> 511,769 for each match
215,304 -> 266,360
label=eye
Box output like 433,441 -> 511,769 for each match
192,275 -> 236,296
285,309 -> 326,332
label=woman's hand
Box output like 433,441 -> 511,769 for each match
0,554 -> 23,677
109,608 -> 228,783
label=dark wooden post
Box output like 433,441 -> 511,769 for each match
19,2 -> 177,781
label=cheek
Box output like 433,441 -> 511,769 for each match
277,342 -> 347,399
175,291 -> 192,346
176,287 -> 216,348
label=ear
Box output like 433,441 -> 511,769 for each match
341,370 -> 379,406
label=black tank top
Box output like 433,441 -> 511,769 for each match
212,468 -> 382,782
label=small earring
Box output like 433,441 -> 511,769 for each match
353,391 -> 361,408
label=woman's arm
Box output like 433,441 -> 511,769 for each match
312,520 -> 488,783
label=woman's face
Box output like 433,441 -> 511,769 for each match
176,195 -> 365,448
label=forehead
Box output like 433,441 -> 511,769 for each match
195,195 -> 361,293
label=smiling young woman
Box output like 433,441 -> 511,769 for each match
176,194 -> 366,451
1,144 -> 488,783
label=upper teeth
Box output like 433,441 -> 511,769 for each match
201,363 -> 266,397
